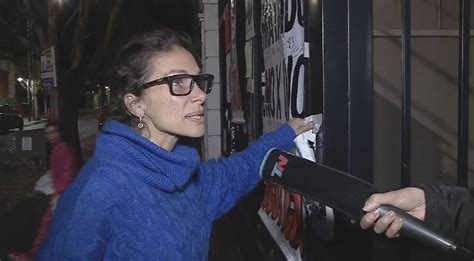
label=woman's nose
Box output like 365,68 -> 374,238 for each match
192,85 -> 207,102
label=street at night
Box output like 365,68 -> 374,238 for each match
0,110 -> 98,258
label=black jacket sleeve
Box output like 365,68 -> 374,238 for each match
423,185 -> 474,250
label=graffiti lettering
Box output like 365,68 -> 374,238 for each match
290,55 -> 308,117
263,61 -> 289,120
261,0 -> 284,49
285,0 -> 304,32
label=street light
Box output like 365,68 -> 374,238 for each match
17,77 -> 32,121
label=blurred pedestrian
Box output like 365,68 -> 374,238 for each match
37,28 -> 312,260
9,122 -> 79,260
44,122 -> 79,193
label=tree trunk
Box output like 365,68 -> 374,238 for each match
57,68 -> 82,164
48,0 -> 83,164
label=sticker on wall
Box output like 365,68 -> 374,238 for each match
245,40 -> 254,79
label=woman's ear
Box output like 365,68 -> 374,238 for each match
123,93 -> 146,117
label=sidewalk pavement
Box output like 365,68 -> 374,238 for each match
23,117 -> 48,131
22,107 -> 100,131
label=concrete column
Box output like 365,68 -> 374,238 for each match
202,0 -> 222,160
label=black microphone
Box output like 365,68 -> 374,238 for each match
259,148 -> 474,260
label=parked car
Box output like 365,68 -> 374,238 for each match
0,104 -> 24,132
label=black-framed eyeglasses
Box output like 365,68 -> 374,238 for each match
143,73 -> 214,96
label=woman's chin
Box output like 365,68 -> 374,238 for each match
180,127 -> 205,138
188,130 -> 205,138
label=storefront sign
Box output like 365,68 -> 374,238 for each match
41,47 -> 58,88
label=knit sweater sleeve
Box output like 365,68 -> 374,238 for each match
424,185 -> 474,250
37,167 -> 120,260
198,123 -> 296,220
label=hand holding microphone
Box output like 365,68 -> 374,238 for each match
360,187 -> 474,260
259,149 -> 474,260
360,187 -> 426,238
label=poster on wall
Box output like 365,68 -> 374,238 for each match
259,0 -> 312,259
245,40 -> 254,81
247,80 -> 256,142
224,3 -> 233,104
245,0 -> 255,40
246,38 -> 257,143
224,4 -> 232,53
282,0 -> 307,119
261,0 -> 307,134
230,0 -> 238,71
226,53 -> 232,103
230,0 -> 245,124
230,64 -> 243,120
261,0 -> 288,133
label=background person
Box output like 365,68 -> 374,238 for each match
9,122 -> 79,260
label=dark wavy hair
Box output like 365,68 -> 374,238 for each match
108,28 -> 201,127
45,121 -> 78,164
45,121 -> 68,143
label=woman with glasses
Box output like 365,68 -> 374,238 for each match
37,28 -> 312,260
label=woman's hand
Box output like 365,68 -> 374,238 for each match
360,187 -> 426,238
288,118 -> 313,136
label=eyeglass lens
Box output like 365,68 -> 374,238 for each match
195,75 -> 213,94
170,75 -> 212,95
171,77 -> 193,95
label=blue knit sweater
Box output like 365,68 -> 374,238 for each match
37,120 -> 296,260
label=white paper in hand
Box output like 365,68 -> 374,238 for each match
34,170 -> 54,195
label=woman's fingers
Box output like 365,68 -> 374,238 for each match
288,118 -> 314,135
299,121 -> 314,134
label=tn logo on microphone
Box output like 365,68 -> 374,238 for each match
271,154 -> 288,177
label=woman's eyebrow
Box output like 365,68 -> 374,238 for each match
164,69 -> 202,76
164,69 -> 189,75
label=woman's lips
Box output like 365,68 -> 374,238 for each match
186,111 -> 204,122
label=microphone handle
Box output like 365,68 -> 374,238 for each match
378,205 -> 474,260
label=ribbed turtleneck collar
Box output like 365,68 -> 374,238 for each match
94,120 -> 200,192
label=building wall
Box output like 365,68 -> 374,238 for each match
0,69 -> 8,98
373,0 -> 474,190
0,60 -> 16,100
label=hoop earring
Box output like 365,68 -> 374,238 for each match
137,115 -> 145,129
